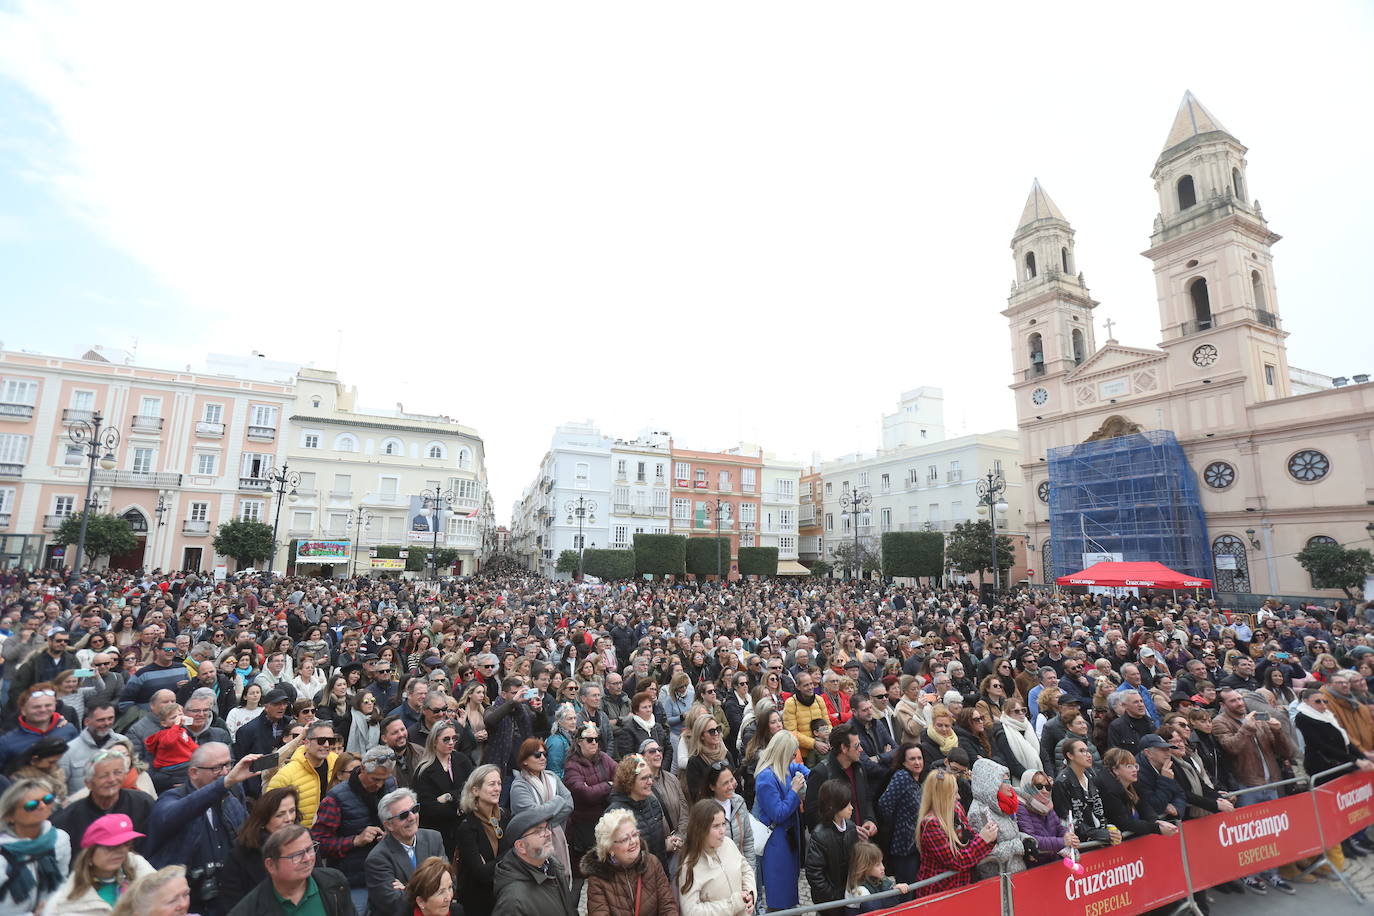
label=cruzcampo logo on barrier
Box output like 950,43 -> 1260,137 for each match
1009,832 -> 1187,916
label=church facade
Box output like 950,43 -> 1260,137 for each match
1007,93 -> 1374,598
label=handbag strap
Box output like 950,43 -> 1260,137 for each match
634,874 -> 642,916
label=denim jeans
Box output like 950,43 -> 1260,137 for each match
350,885 -> 369,916
1232,786 -> 1279,881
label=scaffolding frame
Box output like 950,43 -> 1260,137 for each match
1047,429 -> 1212,584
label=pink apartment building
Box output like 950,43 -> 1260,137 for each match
0,348 -> 293,572
668,443 -> 764,579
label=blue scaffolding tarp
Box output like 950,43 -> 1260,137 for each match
1046,429 -> 1211,585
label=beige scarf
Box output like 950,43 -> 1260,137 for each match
926,723 -> 959,754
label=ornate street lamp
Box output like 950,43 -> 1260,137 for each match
265,463 -> 300,576
66,411 -> 120,574
975,470 -> 1009,595
348,507 -> 374,577
421,487 -> 458,581
564,496 -> 598,577
696,496 -> 733,581
839,487 -> 872,580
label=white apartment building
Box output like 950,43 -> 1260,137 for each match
607,431 -> 672,552
820,388 -> 1025,577
280,369 -> 491,575
758,453 -> 803,565
511,422 -> 613,578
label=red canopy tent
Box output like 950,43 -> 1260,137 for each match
1055,560 -> 1212,589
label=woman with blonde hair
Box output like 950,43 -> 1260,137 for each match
106,866 -> 189,916
454,681 -> 489,766
894,675 -> 927,741
659,672 -> 694,746
678,800 -> 754,916
583,808 -> 678,916
751,729 -> 807,910
41,814 -> 154,915
680,713 -> 729,801
913,768 -> 997,897
452,765 -> 507,916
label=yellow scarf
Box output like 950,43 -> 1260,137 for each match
925,724 -> 958,754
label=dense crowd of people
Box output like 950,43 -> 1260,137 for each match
0,562 -> 1372,916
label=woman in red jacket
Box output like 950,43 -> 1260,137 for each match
913,768 -> 999,897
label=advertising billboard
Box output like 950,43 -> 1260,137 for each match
406,495 -> 449,543
295,539 -> 351,564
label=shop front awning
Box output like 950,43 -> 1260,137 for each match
776,560 -> 812,576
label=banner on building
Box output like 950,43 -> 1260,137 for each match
1008,832 -> 1187,916
1180,790 -> 1322,889
1312,770 -> 1374,843
370,557 -> 406,570
406,495 -> 448,542
295,539 -> 351,564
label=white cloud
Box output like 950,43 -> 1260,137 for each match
1,1 -> 1371,515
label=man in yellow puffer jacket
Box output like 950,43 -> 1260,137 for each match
267,720 -> 339,826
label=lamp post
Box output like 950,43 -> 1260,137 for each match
564,496 -> 598,578
696,496 -> 733,581
421,487 -> 457,581
66,411 -> 120,575
839,487 -> 872,581
265,463 -> 300,577
975,470 -> 1009,595
348,507 -> 374,577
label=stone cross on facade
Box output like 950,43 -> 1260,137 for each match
1103,317 -> 1116,340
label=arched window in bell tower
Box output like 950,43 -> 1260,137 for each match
1251,270 -> 1267,312
1189,278 -> 1212,329
1177,175 -> 1197,210
1061,246 -> 1071,273
1232,167 -> 1245,202
1024,251 -> 1037,280
1072,329 -> 1086,365
1028,332 -> 1044,371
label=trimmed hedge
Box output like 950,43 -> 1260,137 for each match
555,550 -> 580,574
686,537 -> 732,578
582,548 -> 635,580
881,531 -> 945,579
633,534 -> 686,577
737,546 -> 779,577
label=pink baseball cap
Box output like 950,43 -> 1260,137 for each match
81,814 -> 145,848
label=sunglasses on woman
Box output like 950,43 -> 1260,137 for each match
22,794 -> 55,812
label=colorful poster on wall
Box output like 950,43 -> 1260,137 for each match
406,495 -> 449,543
369,558 -> 406,570
295,540 -> 351,564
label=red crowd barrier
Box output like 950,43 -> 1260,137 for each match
1009,832 -> 1187,916
1180,789 -> 1322,889
872,771 -> 1374,916
877,876 -> 1001,916
1312,770 -> 1374,843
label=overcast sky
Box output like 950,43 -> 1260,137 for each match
2,2 -> 1371,521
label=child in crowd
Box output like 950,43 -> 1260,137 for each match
846,841 -> 909,912
144,701 -> 199,792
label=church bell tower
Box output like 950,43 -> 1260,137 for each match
1144,92 -> 1290,402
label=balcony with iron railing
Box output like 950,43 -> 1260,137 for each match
239,476 -> 271,491
0,512 -> 10,528
182,519 -> 210,535
0,463 -> 22,478
0,403 -> 34,420
946,470 -> 963,483
1255,309 -> 1278,328
246,425 -> 276,440
612,503 -> 632,514
43,514 -> 71,530
130,415 -> 163,432
62,408 -> 94,424
94,470 -> 183,488
195,421 -> 224,437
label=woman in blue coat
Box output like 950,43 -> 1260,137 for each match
751,729 -> 808,910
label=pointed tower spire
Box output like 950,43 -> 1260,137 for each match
1016,179 -> 1067,232
1162,91 -> 1232,152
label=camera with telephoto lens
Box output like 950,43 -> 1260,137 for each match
187,862 -> 221,900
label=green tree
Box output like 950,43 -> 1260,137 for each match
945,519 -> 1014,586
737,547 -> 779,577
556,550 -> 581,575
1295,542 -> 1374,598
831,539 -> 881,578
807,560 -> 833,577
686,537 -> 732,578
881,531 -> 945,579
212,519 -> 275,569
633,534 -> 687,578
55,513 -> 138,563
582,549 -> 635,580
